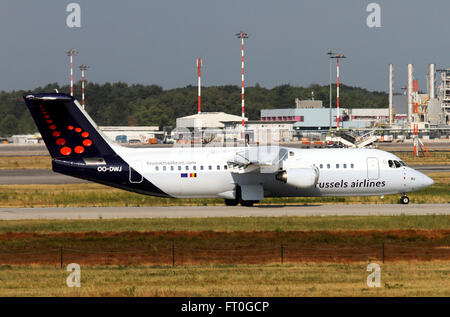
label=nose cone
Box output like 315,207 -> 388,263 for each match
422,174 -> 434,188
415,171 -> 434,190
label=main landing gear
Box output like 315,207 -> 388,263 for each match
224,199 -> 239,206
224,186 -> 259,207
399,195 -> 410,205
224,199 -> 258,207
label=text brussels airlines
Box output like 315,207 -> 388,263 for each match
315,179 -> 386,189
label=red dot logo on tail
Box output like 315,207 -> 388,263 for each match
74,146 -> 84,154
56,138 -> 66,146
60,147 -> 72,156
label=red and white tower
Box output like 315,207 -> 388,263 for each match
79,64 -> 89,109
236,31 -> 248,131
413,79 -> 419,156
197,58 -> 202,114
330,53 -> 346,131
67,49 -> 78,96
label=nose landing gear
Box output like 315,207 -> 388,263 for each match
400,195 -> 410,205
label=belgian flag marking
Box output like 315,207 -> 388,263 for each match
181,173 -> 197,178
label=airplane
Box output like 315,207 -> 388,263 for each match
23,93 -> 434,206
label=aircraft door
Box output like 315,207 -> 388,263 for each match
367,157 -> 379,180
129,161 -> 143,183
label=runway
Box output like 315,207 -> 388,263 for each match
0,164 -> 448,185
0,169 -> 87,184
0,204 -> 448,220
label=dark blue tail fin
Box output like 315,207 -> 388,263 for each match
23,93 -> 115,158
23,93 -> 169,198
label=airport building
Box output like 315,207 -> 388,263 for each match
260,99 -> 391,131
10,134 -> 43,144
174,112 -> 248,143
176,112 -> 247,130
246,120 -> 295,143
260,107 -> 345,130
99,126 -> 163,144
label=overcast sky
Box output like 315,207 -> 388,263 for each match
0,0 -> 448,92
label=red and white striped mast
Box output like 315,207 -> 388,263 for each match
330,53 -> 346,131
67,49 -> 78,96
413,79 -> 419,156
236,31 -> 248,137
197,58 -> 202,114
79,64 -> 89,109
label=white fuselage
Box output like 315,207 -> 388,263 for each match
111,145 -> 433,199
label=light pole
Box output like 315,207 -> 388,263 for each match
79,64 -> 89,109
197,58 -> 202,114
67,49 -> 78,96
330,53 -> 346,131
326,50 -> 336,130
235,31 -> 248,142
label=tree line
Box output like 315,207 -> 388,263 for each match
0,82 -> 388,136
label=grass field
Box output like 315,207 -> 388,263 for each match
394,151 -> 450,165
0,262 -> 448,296
0,156 -> 51,170
0,216 -> 448,296
0,217 -> 448,266
0,151 -> 448,170
0,171 -> 448,207
0,215 -> 449,233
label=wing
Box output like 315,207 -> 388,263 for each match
227,146 -> 289,173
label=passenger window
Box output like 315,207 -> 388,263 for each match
217,165 -> 220,170
343,164 -> 347,168
185,166 -> 189,170
394,160 -> 401,168
350,164 -> 354,168
178,166 -> 181,171
193,166 -> 197,171
336,164 -> 339,169
208,165 -> 212,170
200,166 -> 204,170
224,165 -> 228,170
327,164 -> 330,169
155,166 -> 159,171
163,166 -> 166,171
319,164 -> 323,169
170,166 -> 174,171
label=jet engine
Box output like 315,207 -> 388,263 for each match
275,167 -> 319,188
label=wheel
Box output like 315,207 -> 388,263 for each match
241,200 -> 257,207
224,199 -> 239,206
400,196 -> 410,205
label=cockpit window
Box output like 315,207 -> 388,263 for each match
388,159 -> 404,168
